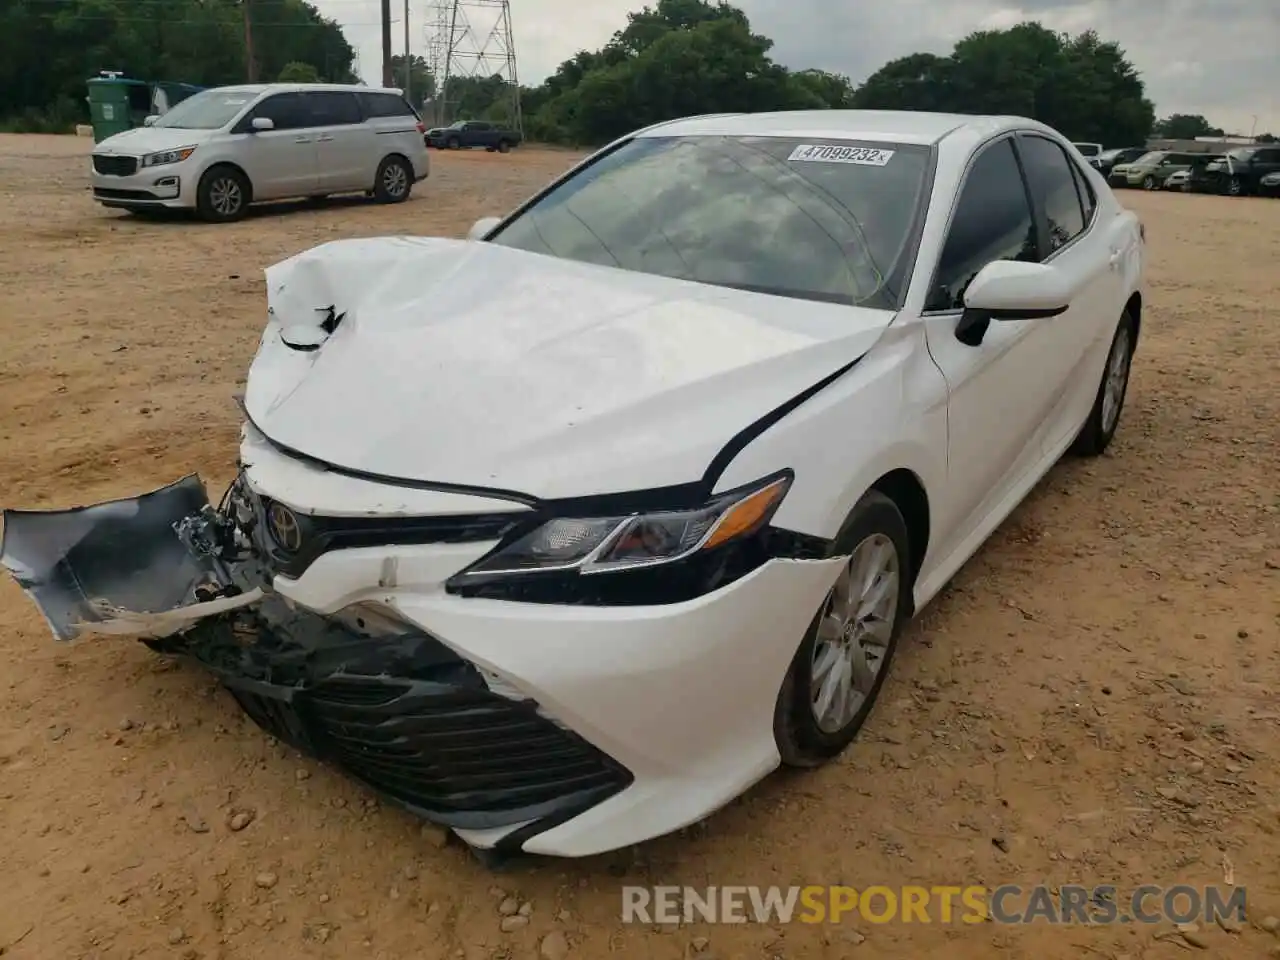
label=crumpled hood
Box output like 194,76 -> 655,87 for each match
244,237 -> 895,501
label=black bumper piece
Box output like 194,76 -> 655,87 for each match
165,601 -> 632,836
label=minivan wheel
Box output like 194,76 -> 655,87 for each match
372,156 -> 412,203
773,491 -> 911,768
196,166 -> 250,223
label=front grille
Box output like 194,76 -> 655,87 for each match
219,672 -> 630,827
92,155 -> 138,176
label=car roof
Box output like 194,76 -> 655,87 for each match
206,83 -> 406,97
634,110 -> 1041,146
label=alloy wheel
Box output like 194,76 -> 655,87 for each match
810,533 -> 899,733
209,177 -> 243,217
1101,326 -> 1132,434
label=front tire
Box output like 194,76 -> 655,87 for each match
196,166 -> 250,223
372,155 -> 412,204
497,140 -> 511,153
446,136 -> 460,150
1228,177 -> 1243,196
1142,175 -> 1158,190
1070,310 -> 1136,457
773,491 -> 911,767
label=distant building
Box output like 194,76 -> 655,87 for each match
1145,135 -> 1259,154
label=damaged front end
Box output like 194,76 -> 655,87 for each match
0,475 -> 632,840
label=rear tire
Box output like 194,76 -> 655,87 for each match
372,155 -> 412,204
773,491 -> 911,768
196,165 -> 250,223
1070,310 -> 1136,457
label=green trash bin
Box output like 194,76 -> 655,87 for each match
86,77 -> 153,143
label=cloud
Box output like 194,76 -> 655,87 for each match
315,0 -> 1279,135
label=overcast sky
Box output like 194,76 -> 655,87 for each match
318,0 -> 1279,136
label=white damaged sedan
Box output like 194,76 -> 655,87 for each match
2,110 -> 1144,861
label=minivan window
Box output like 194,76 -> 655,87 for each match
250,92 -> 309,131
306,91 -> 362,125
154,88 -> 256,129
359,91 -> 418,119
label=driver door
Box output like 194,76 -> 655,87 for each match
233,92 -> 320,200
920,136 -> 1065,556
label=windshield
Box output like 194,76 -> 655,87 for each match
487,135 -> 931,308
1133,152 -> 1164,165
154,88 -> 256,129
447,121 -> 467,129
1226,148 -> 1256,162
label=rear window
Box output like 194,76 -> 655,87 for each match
360,91 -> 419,120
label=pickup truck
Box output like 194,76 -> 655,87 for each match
424,120 -> 522,152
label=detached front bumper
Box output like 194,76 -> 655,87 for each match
2,462 -> 842,858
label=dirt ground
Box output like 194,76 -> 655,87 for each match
0,134 -> 1277,960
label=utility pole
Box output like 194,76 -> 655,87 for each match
381,0 -> 394,87
403,0 -> 412,101
242,0 -> 257,82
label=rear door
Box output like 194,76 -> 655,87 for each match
305,91 -> 375,192
1013,131 -> 1124,455
233,92 -> 318,199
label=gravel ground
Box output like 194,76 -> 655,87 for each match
0,133 -> 1277,960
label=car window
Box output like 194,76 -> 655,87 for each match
359,91 -> 418,119
249,93 -> 309,131
1017,135 -> 1086,256
155,88 -> 256,129
489,134 -> 933,309
926,138 -> 1037,312
304,91 -> 362,126
1257,149 -> 1280,164
1069,159 -> 1096,223
469,122 -> 491,131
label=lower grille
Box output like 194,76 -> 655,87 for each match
220,672 -> 630,827
93,155 -> 138,176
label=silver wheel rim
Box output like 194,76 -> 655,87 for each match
209,177 -> 242,216
810,533 -> 899,734
383,163 -> 408,198
1101,327 -> 1131,434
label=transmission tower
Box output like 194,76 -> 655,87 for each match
423,0 -> 521,133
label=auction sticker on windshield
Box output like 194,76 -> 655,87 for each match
787,144 -> 895,166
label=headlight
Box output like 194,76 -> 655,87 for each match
462,473 -> 791,578
143,146 -> 197,167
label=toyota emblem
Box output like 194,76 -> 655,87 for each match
267,502 -> 303,552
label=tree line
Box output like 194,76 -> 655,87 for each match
0,0 -> 355,131
4,0 -> 1272,146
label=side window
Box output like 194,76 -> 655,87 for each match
251,93 -> 308,131
1018,135 -> 1086,256
1068,159 -> 1096,223
927,138 -> 1038,312
305,91 -> 362,126
359,92 -> 417,119
470,121 -> 490,132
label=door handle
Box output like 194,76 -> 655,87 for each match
294,137 -> 312,143
317,135 -> 334,142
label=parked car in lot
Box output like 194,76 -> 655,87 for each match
1163,169 -> 1190,191
1109,151 -> 1197,190
1259,171 -> 1280,197
89,83 -> 430,222
424,120 -> 522,152
1195,146 -> 1280,196
1091,146 -> 1147,176
1182,154 -> 1226,194
5,110 -> 1144,862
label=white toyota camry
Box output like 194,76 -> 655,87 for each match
2,110 -> 1144,861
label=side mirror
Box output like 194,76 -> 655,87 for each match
250,116 -> 274,132
143,115 -> 159,127
467,216 -> 502,241
955,260 -> 1069,346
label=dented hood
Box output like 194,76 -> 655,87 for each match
245,237 -> 894,500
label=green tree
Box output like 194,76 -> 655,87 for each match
852,23 -> 1155,145
278,61 -> 320,83
1153,113 -> 1225,139
0,0 -> 355,125
390,54 -> 434,102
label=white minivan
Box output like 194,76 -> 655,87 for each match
89,83 -> 430,222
